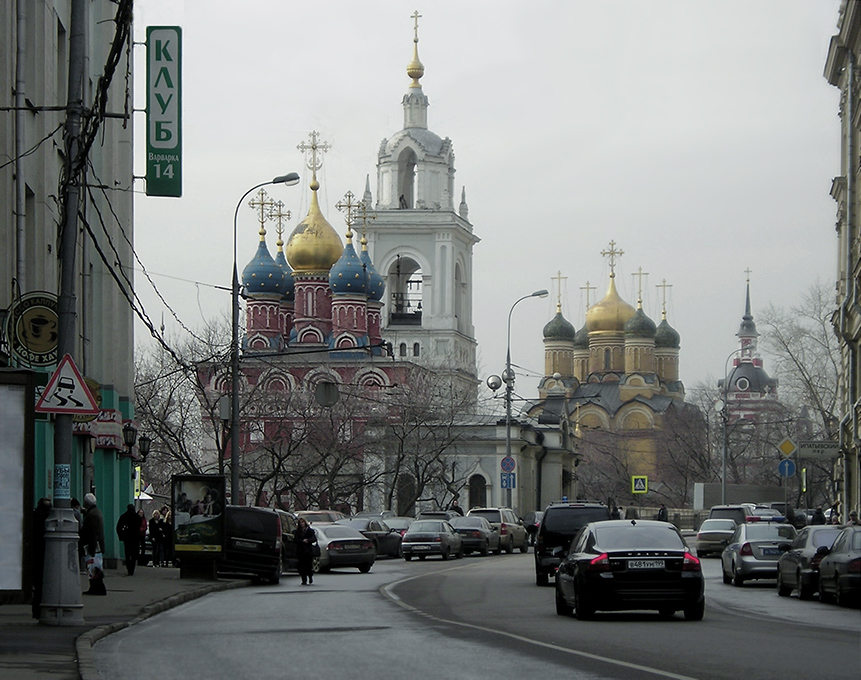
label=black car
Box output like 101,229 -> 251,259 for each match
534,501 -> 612,586
554,519 -> 705,620
335,517 -> 402,557
218,506 -> 283,584
777,525 -> 842,599
449,515 -> 500,555
817,525 -> 861,606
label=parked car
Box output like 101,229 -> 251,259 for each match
523,511 -> 544,546
311,523 -> 376,573
218,506 -> 283,584
274,509 -> 299,571
335,517 -> 402,557
708,504 -> 755,526
467,507 -> 528,554
352,510 -> 396,520
695,518 -> 737,557
534,501 -> 612,586
401,520 -> 463,560
721,522 -> 797,586
296,509 -> 347,524
817,525 -> 861,606
777,525 -> 842,599
415,510 -> 460,521
383,516 -> 414,537
748,507 -> 786,523
554,519 -> 705,620
449,515 -> 500,556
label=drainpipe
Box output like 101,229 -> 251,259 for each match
15,0 -> 27,288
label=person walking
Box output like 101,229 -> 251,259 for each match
81,493 -> 107,595
657,504 -> 669,522
811,507 -> 826,525
293,517 -> 318,585
116,504 -> 140,575
31,498 -> 52,618
148,510 -> 167,567
847,510 -> 859,526
449,499 -> 464,516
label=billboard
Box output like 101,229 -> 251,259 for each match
171,475 -> 225,554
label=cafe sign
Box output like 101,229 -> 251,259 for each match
5,292 -> 58,368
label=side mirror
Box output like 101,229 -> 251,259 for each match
816,545 -> 830,556
551,546 -> 565,557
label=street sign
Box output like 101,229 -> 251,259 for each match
798,440 -> 840,459
501,472 -> 516,489
777,458 -> 796,478
146,26 -> 182,197
777,437 -> 797,457
35,354 -> 99,415
501,456 -> 516,472
631,475 -> 648,494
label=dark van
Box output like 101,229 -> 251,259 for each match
534,501 -> 612,586
219,506 -> 283,584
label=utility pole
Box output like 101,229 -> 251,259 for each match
41,0 -> 87,625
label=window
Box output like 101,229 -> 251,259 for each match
399,343 -> 407,357
413,342 -> 420,357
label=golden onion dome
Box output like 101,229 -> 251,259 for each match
585,274 -> 636,332
285,180 -> 343,273
407,36 -> 424,87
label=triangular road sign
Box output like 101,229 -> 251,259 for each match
35,354 -> 100,415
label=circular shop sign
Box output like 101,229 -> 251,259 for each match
6,291 -> 59,367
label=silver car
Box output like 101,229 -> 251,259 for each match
721,522 -> 796,586
695,518 -> 737,557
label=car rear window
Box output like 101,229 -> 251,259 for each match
811,528 -> 841,548
317,526 -> 362,539
543,507 -> 610,532
470,510 -> 501,523
594,525 -> 685,551
409,521 -> 443,533
226,509 -> 277,537
746,525 -> 795,540
451,517 -> 483,528
699,519 -> 736,532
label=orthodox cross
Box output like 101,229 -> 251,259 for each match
356,198 -> 377,245
248,189 -> 275,236
552,270 -> 567,307
297,130 -> 330,182
632,266 -> 649,303
744,267 -> 753,283
411,10 -> 422,41
269,200 -> 292,248
601,240 -> 624,275
336,190 -> 361,236
656,278 -> 673,314
580,280 -> 596,309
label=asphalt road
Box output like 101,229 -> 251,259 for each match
94,552 -> 860,680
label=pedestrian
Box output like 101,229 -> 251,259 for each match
81,493 -> 107,595
610,506 -> 622,520
449,499 -> 464,516
116,504 -> 140,575
148,510 -> 167,567
136,509 -> 148,566
848,510 -> 859,526
657,504 -> 668,522
293,517 -> 318,585
624,506 -> 639,520
31,498 -> 52,618
811,507 -> 826,525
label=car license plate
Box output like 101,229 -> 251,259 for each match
628,559 -> 664,569
413,545 -> 430,550
344,543 -> 361,550
762,548 -> 779,556
234,540 -> 258,550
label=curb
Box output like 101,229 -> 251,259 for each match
75,579 -> 250,680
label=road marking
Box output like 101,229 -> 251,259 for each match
381,568 -> 700,680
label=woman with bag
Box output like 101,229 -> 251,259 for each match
293,517 -> 318,585
81,493 -> 107,595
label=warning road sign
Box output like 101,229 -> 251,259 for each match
35,354 -> 99,415
632,475 -> 648,494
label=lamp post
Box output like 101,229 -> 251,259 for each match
504,289 -> 549,507
715,348 -> 743,505
230,173 -> 300,505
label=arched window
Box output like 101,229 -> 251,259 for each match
604,348 -> 611,370
468,474 -> 487,510
397,148 -> 417,209
389,254 -> 423,326
413,342 -> 420,357
399,343 -> 407,357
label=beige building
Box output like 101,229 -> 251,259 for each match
825,0 -> 861,518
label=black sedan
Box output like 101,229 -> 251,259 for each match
555,519 -> 705,621
335,518 -> 402,557
817,525 -> 861,606
777,525 -> 842,599
401,520 -> 463,561
449,516 -> 500,556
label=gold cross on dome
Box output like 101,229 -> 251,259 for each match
632,266 -> 649,302
336,190 -> 361,235
297,130 -> 331,181
580,280 -> 596,309
269,200 -> 292,247
552,270 -> 567,306
601,240 -> 624,275
356,198 -> 377,241
411,10 -> 422,42
656,278 -> 673,312
248,189 -> 275,236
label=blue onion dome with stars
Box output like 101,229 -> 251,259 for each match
543,303 -> 576,341
624,301 -> 657,338
360,235 -> 385,302
242,226 -> 286,297
330,227 -> 367,295
655,310 -> 680,348
274,241 -> 295,302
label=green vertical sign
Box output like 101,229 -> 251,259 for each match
146,26 -> 182,197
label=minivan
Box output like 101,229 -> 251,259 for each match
219,506 -> 283,584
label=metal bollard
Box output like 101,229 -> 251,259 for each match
39,508 -> 84,625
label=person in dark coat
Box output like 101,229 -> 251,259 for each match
293,517 -> 318,586
81,493 -> 107,595
657,504 -> 669,522
31,498 -> 52,618
811,507 -> 826,525
116,504 -> 140,575
148,510 -> 168,567
449,500 -> 464,516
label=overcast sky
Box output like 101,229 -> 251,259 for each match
132,0 -> 843,403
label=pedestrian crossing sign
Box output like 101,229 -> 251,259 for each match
632,475 -> 648,494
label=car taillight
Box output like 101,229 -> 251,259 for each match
811,554 -> 824,569
740,542 -> 753,556
431,536 -> 441,542
327,542 -> 338,551
362,541 -> 374,550
500,524 -> 508,536
848,558 -> 861,574
746,516 -> 760,522
471,531 -> 482,538
682,552 -> 701,571
588,553 -> 610,572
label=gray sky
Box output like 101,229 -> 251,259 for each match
132,0 -> 842,400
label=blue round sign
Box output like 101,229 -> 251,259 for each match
778,458 -> 796,478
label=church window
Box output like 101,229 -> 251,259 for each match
397,148 -> 417,209
736,377 -> 750,392
468,474 -> 487,509
399,343 -> 407,357
413,342 -> 421,357
389,255 -> 423,326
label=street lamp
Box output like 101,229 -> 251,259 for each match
138,434 -> 152,462
503,289 -> 549,507
715,348 -> 743,505
119,421 -> 137,459
230,173 -> 300,504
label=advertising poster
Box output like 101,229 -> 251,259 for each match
171,475 -> 225,554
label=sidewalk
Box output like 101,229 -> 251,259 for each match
0,566 -> 250,680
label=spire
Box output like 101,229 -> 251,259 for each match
736,271 -> 759,358
407,10 -> 425,88
459,186 -> 469,220
403,11 -> 429,129
363,174 -> 373,206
